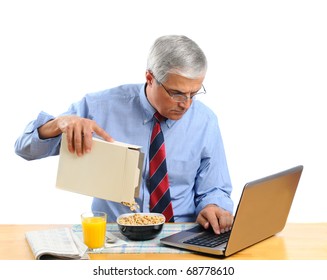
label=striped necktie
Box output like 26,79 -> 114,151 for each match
149,112 -> 174,222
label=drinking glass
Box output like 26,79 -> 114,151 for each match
81,211 -> 107,252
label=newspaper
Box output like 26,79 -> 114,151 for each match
25,227 -> 88,260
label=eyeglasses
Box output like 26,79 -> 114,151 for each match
150,73 -> 206,103
160,82 -> 206,103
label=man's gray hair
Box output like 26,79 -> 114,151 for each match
147,35 -> 207,83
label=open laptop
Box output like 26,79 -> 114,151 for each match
160,165 -> 303,257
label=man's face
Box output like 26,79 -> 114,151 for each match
146,72 -> 205,120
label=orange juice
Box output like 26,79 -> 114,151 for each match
82,216 -> 106,249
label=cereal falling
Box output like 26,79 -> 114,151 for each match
121,200 -> 140,212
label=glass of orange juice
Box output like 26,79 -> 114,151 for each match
81,211 -> 107,252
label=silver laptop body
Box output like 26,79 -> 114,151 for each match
160,165 -> 303,257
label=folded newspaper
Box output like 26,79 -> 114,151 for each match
25,227 -> 88,260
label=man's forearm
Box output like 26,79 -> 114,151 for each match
38,118 -> 62,139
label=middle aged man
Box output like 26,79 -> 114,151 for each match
15,35 -> 234,234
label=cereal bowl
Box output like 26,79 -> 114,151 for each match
116,213 -> 165,241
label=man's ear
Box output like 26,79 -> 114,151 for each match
145,71 -> 154,86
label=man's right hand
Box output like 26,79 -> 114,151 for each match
38,115 -> 114,156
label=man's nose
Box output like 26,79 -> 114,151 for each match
177,98 -> 192,109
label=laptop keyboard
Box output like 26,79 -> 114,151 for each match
183,230 -> 231,248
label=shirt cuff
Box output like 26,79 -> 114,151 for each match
196,193 -> 234,216
26,111 -> 61,158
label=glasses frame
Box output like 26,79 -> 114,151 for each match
151,73 -> 206,103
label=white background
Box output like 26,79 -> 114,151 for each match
1,0 -> 326,224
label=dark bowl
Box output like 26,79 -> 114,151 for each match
116,213 -> 165,241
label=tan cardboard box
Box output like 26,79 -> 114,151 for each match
56,136 -> 144,203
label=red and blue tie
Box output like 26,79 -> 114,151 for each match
149,112 -> 174,222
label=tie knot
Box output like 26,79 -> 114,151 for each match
154,112 -> 165,123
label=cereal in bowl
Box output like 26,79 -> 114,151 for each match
118,214 -> 164,225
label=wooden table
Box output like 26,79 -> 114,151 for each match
1,223 -> 326,260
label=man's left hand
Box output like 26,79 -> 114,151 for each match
196,204 -> 233,234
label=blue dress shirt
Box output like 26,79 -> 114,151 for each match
15,83 -> 234,222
